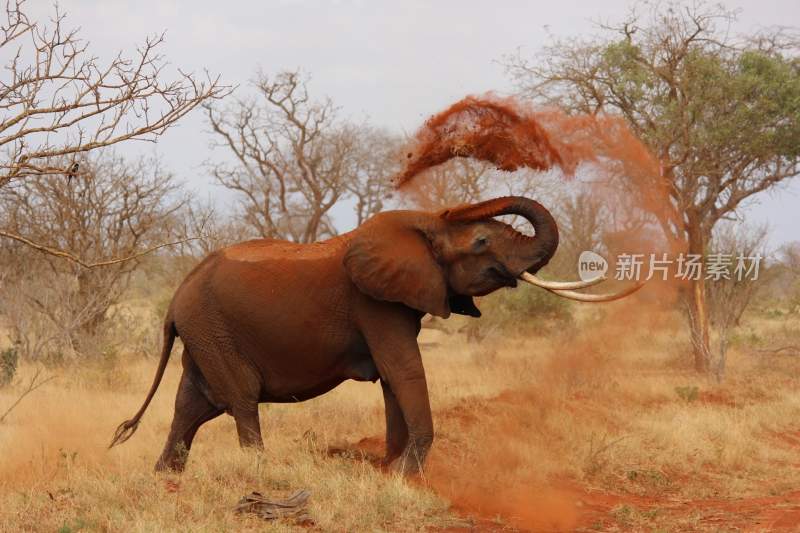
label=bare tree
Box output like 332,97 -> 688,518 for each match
543,190 -> 608,277
558,191 -> 605,258
779,242 -> 800,278
402,159 -> 492,210
704,221 -> 769,380
179,197 -> 256,257
766,242 -> 800,312
507,2 -> 800,371
400,154 -> 568,218
0,1 -> 227,261
206,70 -> 398,243
347,126 -> 400,226
0,153 -> 184,357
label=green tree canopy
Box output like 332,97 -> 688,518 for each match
507,2 -> 800,371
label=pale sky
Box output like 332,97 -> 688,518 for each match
26,0 -> 800,246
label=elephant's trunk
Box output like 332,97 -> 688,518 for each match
442,196 -> 559,275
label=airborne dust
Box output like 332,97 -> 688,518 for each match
393,95 -> 684,530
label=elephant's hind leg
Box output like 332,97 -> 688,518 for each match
155,370 -> 223,472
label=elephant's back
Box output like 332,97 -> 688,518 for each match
170,237 -> 352,323
202,240 -> 360,386
221,237 -> 348,264
196,238 -> 354,342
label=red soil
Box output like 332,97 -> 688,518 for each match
331,395 -> 800,532
775,429 -> 800,449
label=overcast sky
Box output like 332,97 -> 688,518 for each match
26,0 -> 800,246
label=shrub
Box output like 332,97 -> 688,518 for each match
484,285 -> 572,322
0,345 -> 19,387
675,385 -> 699,403
466,285 -> 574,341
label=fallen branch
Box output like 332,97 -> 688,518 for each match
755,345 -> 800,356
0,230 -> 198,268
0,368 -> 56,424
235,489 -> 313,524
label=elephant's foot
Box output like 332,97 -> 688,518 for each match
388,436 -> 432,475
381,441 -> 405,467
154,442 -> 190,473
389,454 -> 423,476
154,457 -> 187,473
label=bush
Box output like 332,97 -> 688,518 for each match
675,385 -> 699,403
0,345 -> 19,387
485,285 -> 573,321
465,285 -> 574,341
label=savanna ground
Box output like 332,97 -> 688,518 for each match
2,291 -> 800,532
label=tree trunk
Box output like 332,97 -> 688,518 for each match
685,223 -> 711,373
687,276 -> 711,372
76,270 -> 106,342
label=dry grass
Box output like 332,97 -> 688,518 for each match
0,355 -> 451,532
2,303 -> 800,531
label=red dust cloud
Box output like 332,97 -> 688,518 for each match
394,94 -> 662,183
389,95 -> 690,530
394,94 -> 670,234
395,94 -> 685,282
394,95 -> 575,189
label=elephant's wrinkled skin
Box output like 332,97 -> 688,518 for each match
110,196 -> 560,474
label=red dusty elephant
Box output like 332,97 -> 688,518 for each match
110,196 -> 633,474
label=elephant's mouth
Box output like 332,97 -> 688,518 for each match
487,265 -> 518,288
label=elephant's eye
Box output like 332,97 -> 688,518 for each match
474,236 -> 489,249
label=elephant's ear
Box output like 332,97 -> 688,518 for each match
344,220 -> 450,318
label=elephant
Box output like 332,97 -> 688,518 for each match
110,196 -> 634,474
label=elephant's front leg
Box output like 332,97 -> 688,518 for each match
388,369 -> 434,475
362,306 -> 434,475
381,380 -> 409,465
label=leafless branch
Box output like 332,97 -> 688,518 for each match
0,228 -> 195,268
0,152 -> 187,357
755,345 -> 800,356
0,1 -> 230,186
206,70 -> 399,242
0,367 -> 55,424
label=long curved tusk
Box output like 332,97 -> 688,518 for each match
545,282 -> 646,302
520,272 -> 607,290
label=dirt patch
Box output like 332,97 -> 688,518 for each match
331,388 -> 800,531
697,389 -> 739,408
326,436 -> 385,467
774,430 -> 800,449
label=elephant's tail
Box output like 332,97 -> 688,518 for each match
109,317 -> 176,448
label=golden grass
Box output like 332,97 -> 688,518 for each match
2,306 -> 800,531
0,356 -> 452,532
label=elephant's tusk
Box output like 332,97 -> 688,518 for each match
543,282 -> 646,302
520,272 -> 606,290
